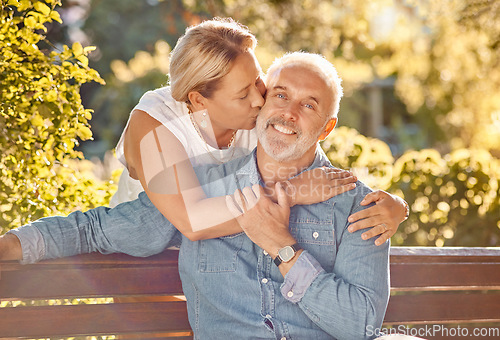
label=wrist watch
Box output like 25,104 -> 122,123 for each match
274,243 -> 302,267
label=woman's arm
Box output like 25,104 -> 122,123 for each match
347,190 -> 409,246
124,109 -> 242,241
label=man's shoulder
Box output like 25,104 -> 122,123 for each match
193,152 -> 256,198
332,179 -> 373,205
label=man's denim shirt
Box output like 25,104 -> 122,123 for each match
11,147 -> 390,339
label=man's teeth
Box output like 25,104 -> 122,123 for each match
273,124 -> 295,135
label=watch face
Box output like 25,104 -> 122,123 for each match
278,246 -> 295,262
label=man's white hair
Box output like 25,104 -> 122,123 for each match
266,52 -> 343,118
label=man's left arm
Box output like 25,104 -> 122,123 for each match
288,224 -> 389,339
231,183 -> 390,339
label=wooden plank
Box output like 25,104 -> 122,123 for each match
0,301 -> 190,338
0,250 -> 183,299
390,247 -> 500,263
384,292 -> 500,325
0,250 -> 180,270
390,263 -> 500,290
0,265 -> 182,299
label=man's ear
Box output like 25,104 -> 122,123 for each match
318,118 -> 337,141
187,91 -> 207,112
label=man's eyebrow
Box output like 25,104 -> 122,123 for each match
308,96 -> 320,105
272,85 -> 320,104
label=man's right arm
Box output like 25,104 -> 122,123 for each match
0,192 -> 181,264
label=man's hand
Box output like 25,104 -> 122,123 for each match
226,183 -> 295,259
347,190 -> 408,246
0,233 -> 23,261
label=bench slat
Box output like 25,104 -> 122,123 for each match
390,262 -> 500,290
384,292 -> 500,324
0,265 -> 182,299
0,301 -> 190,338
0,251 -> 183,299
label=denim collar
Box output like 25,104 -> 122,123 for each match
235,144 -> 332,186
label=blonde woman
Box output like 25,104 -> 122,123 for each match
112,18 -> 408,244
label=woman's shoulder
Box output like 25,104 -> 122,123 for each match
134,86 -> 189,121
137,86 -> 174,106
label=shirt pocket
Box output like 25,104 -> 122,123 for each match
289,204 -> 336,272
198,232 -> 245,273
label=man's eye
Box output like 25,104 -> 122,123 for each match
277,93 -> 286,99
305,104 -> 314,109
240,94 -> 248,100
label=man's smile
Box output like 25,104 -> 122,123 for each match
271,123 -> 297,135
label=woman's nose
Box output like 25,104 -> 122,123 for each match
251,87 -> 265,108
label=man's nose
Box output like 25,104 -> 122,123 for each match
281,102 -> 300,121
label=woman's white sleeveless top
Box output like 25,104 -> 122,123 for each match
110,86 -> 257,207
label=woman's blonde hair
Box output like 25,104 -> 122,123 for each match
169,18 -> 257,103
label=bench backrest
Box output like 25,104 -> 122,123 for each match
1,247 -> 499,339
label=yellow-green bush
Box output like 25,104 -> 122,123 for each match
390,148 -> 500,246
0,0 -> 114,232
323,127 -> 500,246
321,126 -> 394,190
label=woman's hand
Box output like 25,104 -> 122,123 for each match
347,190 -> 409,246
284,167 -> 357,206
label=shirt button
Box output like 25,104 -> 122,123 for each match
287,291 -> 294,298
261,278 -> 268,284
281,337 -> 287,340
313,231 -> 319,239
266,314 -> 272,319
263,250 -> 268,256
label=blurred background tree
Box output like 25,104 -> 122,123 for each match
1,0 -> 498,246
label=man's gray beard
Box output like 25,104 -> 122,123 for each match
256,116 -> 318,162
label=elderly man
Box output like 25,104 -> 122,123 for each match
0,52 -> 389,339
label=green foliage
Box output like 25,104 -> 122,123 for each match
391,148 -> 500,247
323,127 -> 500,247
185,0 -> 500,154
321,126 -> 394,190
82,0 -> 190,75
0,0 -> 115,232
87,41 -> 172,153
380,0 -> 500,152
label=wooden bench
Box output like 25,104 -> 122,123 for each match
1,247 -> 499,339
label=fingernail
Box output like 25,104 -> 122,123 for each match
362,234 -> 367,240
348,227 -> 353,232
